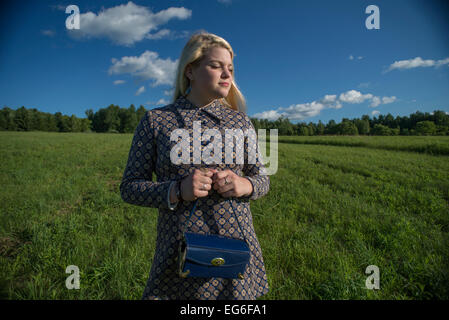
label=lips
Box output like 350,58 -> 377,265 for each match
219,83 -> 229,87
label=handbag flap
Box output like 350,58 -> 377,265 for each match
184,232 -> 250,268
184,232 -> 249,251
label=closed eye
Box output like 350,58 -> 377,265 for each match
211,65 -> 233,73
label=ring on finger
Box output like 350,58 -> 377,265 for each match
224,177 -> 230,185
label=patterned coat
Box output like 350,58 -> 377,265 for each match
120,95 -> 270,300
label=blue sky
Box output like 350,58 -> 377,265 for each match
0,0 -> 448,124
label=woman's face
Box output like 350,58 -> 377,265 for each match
186,46 -> 234,102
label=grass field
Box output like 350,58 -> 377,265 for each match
0,131 -> 448,299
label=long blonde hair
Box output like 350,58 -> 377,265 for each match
172,31 -> 247,113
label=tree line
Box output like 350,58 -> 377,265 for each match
1,104 -> 448,136
250,110 -> 449,136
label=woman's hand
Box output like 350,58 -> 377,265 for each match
212,169 -> 253,198
180,168 -> 217,201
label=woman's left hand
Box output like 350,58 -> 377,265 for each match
212,169 -> 253,198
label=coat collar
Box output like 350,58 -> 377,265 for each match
173,95 -> 228,124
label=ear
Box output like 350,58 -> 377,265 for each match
185,64 -> 193,81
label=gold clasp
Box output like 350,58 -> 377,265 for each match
211,257 -> 225,266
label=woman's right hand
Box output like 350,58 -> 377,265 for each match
180,168 -> 217,201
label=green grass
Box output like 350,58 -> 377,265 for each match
0,131 -> 448,299
277,135 -> 449,156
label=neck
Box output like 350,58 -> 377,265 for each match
185,90 -> 218,108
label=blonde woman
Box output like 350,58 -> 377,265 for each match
120,31 -> 270,300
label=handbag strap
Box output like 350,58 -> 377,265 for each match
182,197 -> 249,246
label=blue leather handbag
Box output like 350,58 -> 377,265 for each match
178,197 -> 250,280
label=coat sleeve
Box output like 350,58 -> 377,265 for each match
119,110 -> 172,210
241,114 -> 270,201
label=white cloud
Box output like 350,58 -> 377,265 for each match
349,55 -> 363,61
252,90 -> 397,121
49,4 -> 67,11
372,110 -> 380,116
319,95 -> 342,109
67,2 -> 192,46
253,101 -> 326,121
145,28 -> 171,40
145,98 -> 170,107
370,95 -> 397,107
136,86 -> 145,96
113,80 -> 125,85
280,101 -> 326,120
370,96 -> 381,108
321,94 -> 336,103
436,57 -> 449,67
386,56 -> 449,72
358,82 -> 370,88
156,98 -> 169,105
109,50 -> 179,87
382,96 -> 396,104
252,93 -> 337,121
339,90 -> 373,104
252,110 -> 284,121
41,29 -> 56,37
164,88 -> 174,96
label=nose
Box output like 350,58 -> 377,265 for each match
221,68 -> 232,79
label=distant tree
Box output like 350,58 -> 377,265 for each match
105,104 -> 121,132
69,115 -> 80,132
307,122 -> 315,136
28,108 -> 40,130
4,103 -> 448,136
55,112 -> 70,132
371,124 -> 392,136
127,104 -> 138,132
79,118 -> 91,132
85,109 -> 94,130
136,105 -> 147,122
36,113 -> 48,131
0,109 -> 7,130
384,113 -> 395,128
14,106 -> 30,131
415,121 -> 437,136
278,116 -> 295,135
400,127 -> 410,136
249,117 -> 259,131
410,111 -> 427,128
398,115 -> 412,133
325,119 -> 338,135
316,120 -> 325,135
298,123 -> 309,136
355,118 -> 370,135
435,125 -> 449,135
1,108 -> 15,130
432,110 -> 449,127
45,113 -> 58,131
390,127 -> 400,135
339,121 -> 358,135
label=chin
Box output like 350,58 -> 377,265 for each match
216,89 -> 229,98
